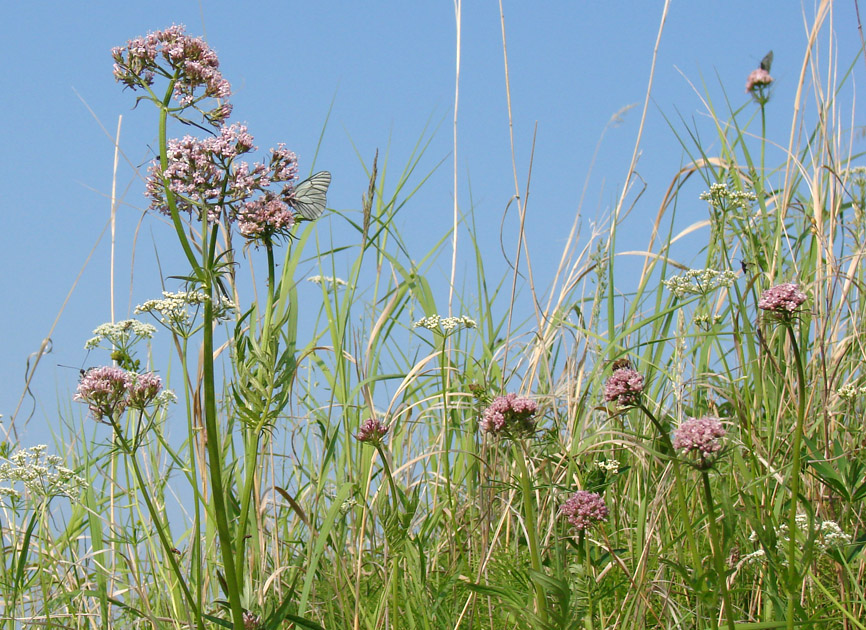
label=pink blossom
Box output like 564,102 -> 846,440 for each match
237,194 -> 295,241
356,418 -> 388,445
758,283 -> 807,313
746,68 -> 773,93
112,25 -> 232,124
74,366 -> 132,420
145,122 -> 301,229
127,372 -> 163,409
603,368 -> 644,407
673,416 -> 726,458
480,393 -> 538,436
561,490 -> 608,531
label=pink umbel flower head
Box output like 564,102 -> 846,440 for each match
356,418 -> 389,446
561,490 -> 609,532
237,193 -> 295,242
673,416 -> 726,467
74,366 -> 132,420
145,124 -> 304,233
112,25 -> 232,125
746,68 -> 773,93
480,393 -> 538,436
603,368 -> 644,407
127,372 -> 163,409
758,283 -> 807,314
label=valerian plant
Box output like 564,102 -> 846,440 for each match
110,25 -> 331,630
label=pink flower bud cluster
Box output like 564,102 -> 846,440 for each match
74,367 -> 164,420
758,283 -> 807,314
480,393 -> 538,436
561,490 -> 608,531
672,416 -> 726,458
356,418 -> 389,445
603,368 -> 644,407
745,68 -> 773,93
112,25 -> 232,124
145,124 -> 300,236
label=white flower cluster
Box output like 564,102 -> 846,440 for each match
155,390 -> 178,407
307,275 -> 348,289
663,268 -> 738,298
135,290 -> 237,329
85,319 -> 157,350
413,314 -> 477,333
741,514 -> 852,567
0,445 -> 87,502
845,166 -> 866,187
838,383 -> 866,400
699,183 -> 758,211
596,459 -> 621,474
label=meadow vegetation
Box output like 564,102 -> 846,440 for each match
2,5 -> 865,629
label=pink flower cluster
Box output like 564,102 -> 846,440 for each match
758,283 -> 807,313
356,418 -> 389,445
74,367 -> 163,420
237,194 -> 295,240
672,416 -> 726,457
746,68 -> 773,93
561,490 -> 608,531
480,393 -> 538,436
145,124 -> 300,236
603,368 -> 644,407
112,25 -> 232,124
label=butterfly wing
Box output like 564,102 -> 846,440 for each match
290,171 -> 331,221
760,50 -> 773,72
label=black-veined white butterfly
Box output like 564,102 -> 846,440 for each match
289,171 -> 331,221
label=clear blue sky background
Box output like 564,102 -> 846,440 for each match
1,2 -> 862,444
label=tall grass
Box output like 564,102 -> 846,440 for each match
2,4 -> 865,629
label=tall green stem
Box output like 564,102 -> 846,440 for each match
513,442 -> 548,624
785,322 -> 807,630
233,242 -> 276,580
701,470 -> 736,630
638,403 -> 701,566
110,419 -> 204,630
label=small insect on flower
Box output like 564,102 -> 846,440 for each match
289,171 -> 331,221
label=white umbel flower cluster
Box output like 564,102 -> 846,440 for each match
663,268 -> 738,298
413,314 -> 477,333
136,290 -> 236,331
85,319 -> 156,350
0,445 -> 86,502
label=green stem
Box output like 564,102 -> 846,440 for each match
638,403 -> 701,567
179,337 -> 204,621
583,533 -> 595,630
513,442 -> 548,624
202,293 -> 246,630
110,418 -> 204,630
234,241 -> 276,580
785,322 -> 807,630
701,470 -> 736,630
156,83 -> 201,277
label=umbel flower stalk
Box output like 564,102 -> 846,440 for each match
112,25 -> 329,630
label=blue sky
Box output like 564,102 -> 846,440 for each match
1,2 -> 861,443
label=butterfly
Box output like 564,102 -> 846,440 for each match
760,50 -> 773,72
289,171 -> 331,221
